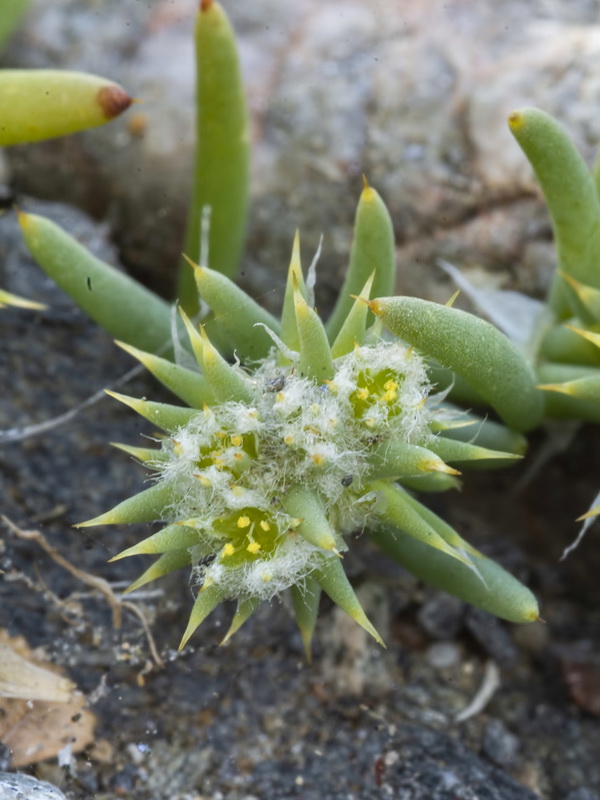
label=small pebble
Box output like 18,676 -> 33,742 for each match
482,718 -> 519,768
418,593 -> 465,640
426,641 -> 461,670
466,608 -> 518,668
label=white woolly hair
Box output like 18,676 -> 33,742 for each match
151,338 -> 435,601
203,535 -> 326,601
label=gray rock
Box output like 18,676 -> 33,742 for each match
0,773 -> 67,800
237,723 -> 541,800
5,1 -> 600,309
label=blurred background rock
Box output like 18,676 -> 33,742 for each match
3,0 -> 600,310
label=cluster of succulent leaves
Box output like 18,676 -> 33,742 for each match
0,0 -> 132,308
7,0 -> 599,651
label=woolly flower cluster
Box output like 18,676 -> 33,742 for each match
154,340 -> 432,602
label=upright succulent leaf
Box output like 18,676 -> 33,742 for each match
192,260 -> 281,360
279,231 -> 307,356
178,0 -> 250,311
0,70 -> 132,145
326,179 -> 396,341
508,108 -> 600,320
293,278 -> 335,382
0,0 -> 30,52
330,272 -> 375,359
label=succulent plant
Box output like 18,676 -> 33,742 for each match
20,183 -> 540,653
15,1 -> 545,652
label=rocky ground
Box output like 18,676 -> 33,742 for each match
1,2 -> 600,799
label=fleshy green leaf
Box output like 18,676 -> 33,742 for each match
373,523 -> 539,623
77,482 -> 175,527
0,70 -> 132,146
294,278 -> 334,382
179,584 -> 227,650
370,296 -> 544,431
0,0 -> 29,52
327,179 -> 395,341
116,341 -> 214,407
290,578 -> 321,661
370,480 -> 477,567
538,374 -> 600,403
19,212 -> 173,354
0,288 -> 45,310
314,556 -> 384,645
111,442 -> 169,465
279,231 -> 307,356
564,323 -> 600,352
178,0 -> 250,310
365,440 -> 459,481
110,524 -> 201,560
126,550 -> 192,596
399,472 -> 462,493
192,260 -> 281,360
221,597 -> 261,645
330,272 -> 375,359
426,435 -> 523,470
508,108 -> 600,319
105,390 -> 198,433
198,326 -> 255,404
539,319 -> 600,366
429,413 -> 528,456
283,485 -> 338,552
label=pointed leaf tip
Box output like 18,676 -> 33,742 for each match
200,0 -> 213,9
577,505 -> 600,522
97,85 -> 133,120
507,111 -> 523,129
182,252 -> 200,271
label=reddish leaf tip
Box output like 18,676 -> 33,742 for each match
97,84 -> 134,120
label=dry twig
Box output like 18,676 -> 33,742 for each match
2,515 -> 164,669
